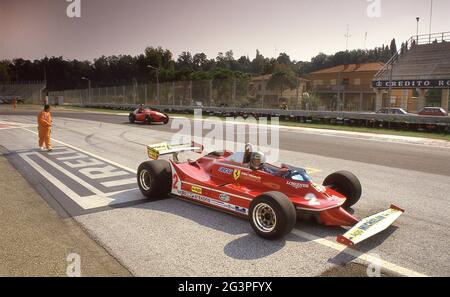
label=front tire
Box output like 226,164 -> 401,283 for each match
137,160 -> 172,199
323,171 -> 362,208
129,113 -> 136,123
162,113 -> 170,124
249,192 -> 296,240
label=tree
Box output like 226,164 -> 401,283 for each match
237,55 -> 251,73
276,53 -> 291,65
216,50 -> 235,69
390,39 -> 398,56
251,49 -> 266,74
145,46 -> 173,69
192,53 -> 208,71
176,52 -> 193,71
267,64 -> 298,100
310,53 -> 329,71
0,61 -> 11,82
0,38 -> 398,91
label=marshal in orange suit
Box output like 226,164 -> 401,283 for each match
37,105 -> 53,151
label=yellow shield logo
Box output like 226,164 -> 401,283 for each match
191,186 -> 202,194
233,169 -> 241,180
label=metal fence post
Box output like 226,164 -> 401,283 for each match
232,78 -> 236,105
209,80 -> 213,107
189,81 -> 193,105
144,84 -> 147,105
172,82 -> 176,105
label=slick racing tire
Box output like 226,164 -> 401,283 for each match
129,113 -> 136,123
323,171 -> 362,208
162,113 -> 170,124
145,115 -> 152,124
249,192 -> 297,240
137,160 -> 172,199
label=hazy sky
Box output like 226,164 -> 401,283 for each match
1,0 -> 449,62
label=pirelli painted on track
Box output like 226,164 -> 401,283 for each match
12,146 -> 142,215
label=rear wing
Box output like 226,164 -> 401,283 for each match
147,142 -> 203,160
337,205 -> 404,246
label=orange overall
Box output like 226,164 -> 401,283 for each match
37,111 -> 52,149
12,98 -> 17,111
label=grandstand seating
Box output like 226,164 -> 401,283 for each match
376,39 -> 450,81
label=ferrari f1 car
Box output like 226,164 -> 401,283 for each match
136,142 -> 404,245
129,106 -> 169,124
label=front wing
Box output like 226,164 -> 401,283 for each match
337,205 -> 404,246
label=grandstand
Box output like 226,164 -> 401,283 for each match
373,32 -> 450,111
375,34 -> 450,81
0,82 -> 46,104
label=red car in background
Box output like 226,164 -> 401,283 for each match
129,107 -> 170,124
418,107 -> 448,117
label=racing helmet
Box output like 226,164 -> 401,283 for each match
249,151 -> 266,170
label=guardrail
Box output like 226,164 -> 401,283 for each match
70,103 -> 450,127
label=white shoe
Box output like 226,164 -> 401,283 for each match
40,147 -> 45,151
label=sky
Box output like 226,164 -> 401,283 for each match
1,0 -> 449,62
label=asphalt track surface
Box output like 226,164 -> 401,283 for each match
4,110 -> 450,177
1,109 -> 449,276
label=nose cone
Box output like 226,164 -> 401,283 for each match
319,207 -> 359,227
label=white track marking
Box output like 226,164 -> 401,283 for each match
0,125 -> 37,130
32,152 -> 105,196
291,229 -> 427,277
19,153 -> 115,209
0,120 -> 37,130
48,148 -> 78,155
22,128 -> 136,173
20,126 -> 428,277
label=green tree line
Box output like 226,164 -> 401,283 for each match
0,39 -> 396,91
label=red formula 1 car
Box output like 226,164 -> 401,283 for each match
136,142 -> 404,245
129,107 -> 169,124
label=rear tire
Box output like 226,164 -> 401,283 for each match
249,192 -> 296,240
162,113 -> 170,124
129,113 -> 136,123
137,160 -> 172,199
323,171 -> 362,208
145,115 -> 152,124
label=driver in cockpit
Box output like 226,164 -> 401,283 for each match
249,151 -> 266,170
244,144 -> 287,176
244,144 -> 267,171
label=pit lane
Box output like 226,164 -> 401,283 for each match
0,112 -> 448,277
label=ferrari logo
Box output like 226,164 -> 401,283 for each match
233,169 -> 241,180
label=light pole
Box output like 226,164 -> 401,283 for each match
416,17 -> 420,43
81,77 -> 91,105
429,0 -> 433,42
147,65 -> 160,105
